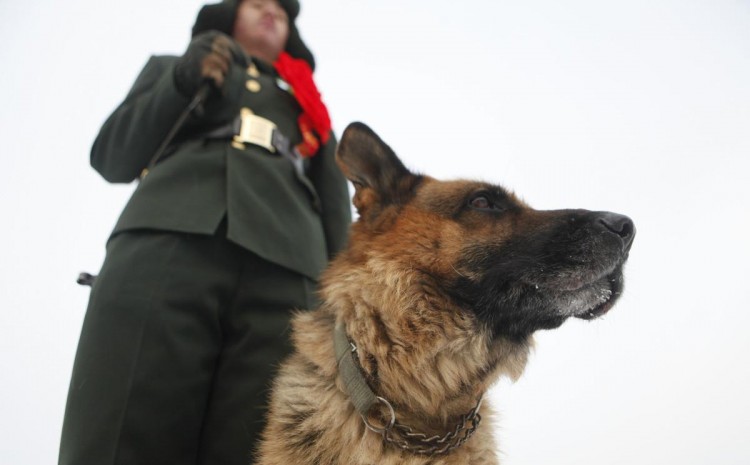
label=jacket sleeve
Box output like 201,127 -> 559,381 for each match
91,55 -> 248,183
309,134 -> 352,258
90,56 -> 195,182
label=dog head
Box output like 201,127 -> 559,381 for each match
333,121 -> 634,335
323,122 -> 634,412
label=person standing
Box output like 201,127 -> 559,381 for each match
59,1 -> 351,464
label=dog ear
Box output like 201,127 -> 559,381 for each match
336,122 -> 420,217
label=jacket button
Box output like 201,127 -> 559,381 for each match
247,64 -> 260,78
246,80 -> 262,92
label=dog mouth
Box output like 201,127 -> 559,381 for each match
544,270 -> 624,320
574,280 -> 619,320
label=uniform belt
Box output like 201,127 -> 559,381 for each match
202,108 -> 322,213
203,107 -> 305,178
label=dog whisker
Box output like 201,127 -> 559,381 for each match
451,264 -> 467,278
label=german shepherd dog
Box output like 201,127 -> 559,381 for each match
256,123 -> 635,464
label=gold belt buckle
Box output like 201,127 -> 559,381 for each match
232,108 -> 276,152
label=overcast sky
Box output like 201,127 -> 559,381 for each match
1,1 -> 749,464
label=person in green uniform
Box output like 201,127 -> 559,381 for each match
59,1 -> 351,464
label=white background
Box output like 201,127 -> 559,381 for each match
2,1 -> 749,464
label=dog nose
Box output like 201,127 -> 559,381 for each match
598,212 -> 636,251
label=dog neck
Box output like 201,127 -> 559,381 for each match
334,324 -> 485,455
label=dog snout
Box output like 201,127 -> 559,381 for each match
597,212 -> 635,251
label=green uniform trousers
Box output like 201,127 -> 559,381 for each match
59,224 -> 317,465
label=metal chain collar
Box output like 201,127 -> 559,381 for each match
335,325 -> 484,456
364,396 -> 484,456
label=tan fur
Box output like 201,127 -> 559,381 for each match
256,176 -> 531,465
255,122 -> 632,464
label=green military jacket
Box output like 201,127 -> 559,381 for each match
91,55 -> 351,280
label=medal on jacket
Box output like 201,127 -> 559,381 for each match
246,63 -> 260,78
276,78 -> 292,94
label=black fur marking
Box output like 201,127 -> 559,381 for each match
280,406 -> 328,462
293,427 -> 325,450
365,353 -> 380,389
338,122 -> 425,207
369,311 -> 395,349
281,406 -> 313,434
446,210 -> 630,340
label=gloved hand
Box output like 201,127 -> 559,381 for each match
174,31 -> 244,97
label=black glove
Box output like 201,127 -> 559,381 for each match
174,31 -> 244,97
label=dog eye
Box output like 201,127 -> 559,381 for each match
471,194 -> 502,210
468,193 -> 506,213
470,196 -> 491,209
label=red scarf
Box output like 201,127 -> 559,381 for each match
274,52 -> 332,157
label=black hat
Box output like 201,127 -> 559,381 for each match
192,0 -> 315,70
